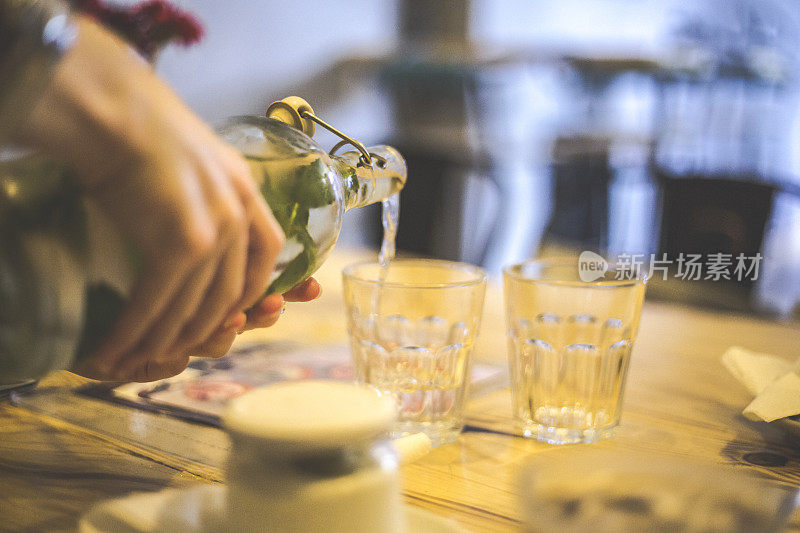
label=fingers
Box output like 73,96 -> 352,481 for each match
77,126 -> 285,382
128,355 -> 191,383
88,217 -> 213,378
71,350 -> 191,383
70,358 -> 117,382
238,279 -> 321,332
22,17 -> 294,383
92,157 -> 250,379
189,323 -> 240,359
173,218 -> 248,353
76,275 -> 320,380
283,278 -> 321,302
182,276 -> 321,344
112,250 -> 221,378
241,293 -> 285,331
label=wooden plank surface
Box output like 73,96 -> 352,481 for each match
1,250 -> 799,532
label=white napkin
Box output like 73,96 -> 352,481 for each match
722,346 -> 800,422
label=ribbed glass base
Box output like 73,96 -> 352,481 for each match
520,421 -> 617,445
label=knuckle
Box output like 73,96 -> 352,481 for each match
178,225 -> 216,260
163,210 -> 218,260
229,155 -> 253,183
219,204 -> 248,240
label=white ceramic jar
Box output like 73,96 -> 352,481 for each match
223,381 -> 404,533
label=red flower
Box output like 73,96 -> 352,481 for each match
69,0 -> 204,61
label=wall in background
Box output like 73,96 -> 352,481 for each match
154,0 -> 398,121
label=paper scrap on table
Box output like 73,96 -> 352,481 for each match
394,432 -> 431,464
722,346 -> 800,422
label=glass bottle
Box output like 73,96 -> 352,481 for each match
0,97 -> 407,383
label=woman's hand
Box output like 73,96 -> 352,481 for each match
78,278 -> 322,382
18,18 -> 288,382
187,278 -> 321,367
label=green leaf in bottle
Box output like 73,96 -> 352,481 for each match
267,230 -> 318,295
253,157 -> 335,296
291,159 -> 335,208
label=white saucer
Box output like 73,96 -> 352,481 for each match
79,484 -> 463,533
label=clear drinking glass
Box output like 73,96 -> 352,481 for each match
504,259 -> 647,444
343,259 -> 487,446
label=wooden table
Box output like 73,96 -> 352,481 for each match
2,250 -> 800,532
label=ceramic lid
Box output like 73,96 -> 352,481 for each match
265,96 -> 316,137
223,381 -> 395,449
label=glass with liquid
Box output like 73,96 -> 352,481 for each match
343,260 -> 486,446
504,259 -> 647,444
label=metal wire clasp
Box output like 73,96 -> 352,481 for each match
298,110 -> 387,171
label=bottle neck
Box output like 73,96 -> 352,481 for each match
334,145 -> 407,212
